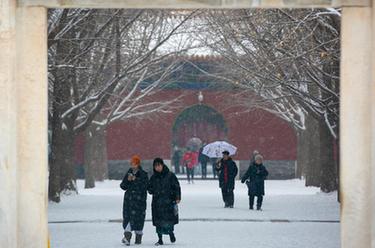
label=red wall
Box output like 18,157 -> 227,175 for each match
76,89 -> 297,163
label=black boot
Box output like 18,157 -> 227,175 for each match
135,234 -> 142,245
122,232 -> 132,246
155,234 -> 163,246
169,232 -> 176,243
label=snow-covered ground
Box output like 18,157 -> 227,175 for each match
49,179 -> 340,248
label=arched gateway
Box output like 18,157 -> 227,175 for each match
172,104 -> 228,149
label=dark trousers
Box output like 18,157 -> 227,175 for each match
187,167 -> 194,182
212,163 -> 217,178
201,162 -> 207,178
249,194 -> 263,209
221,188 -> 234,207
173,161 -> 180,174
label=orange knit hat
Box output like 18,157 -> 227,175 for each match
131,155 -> 141,165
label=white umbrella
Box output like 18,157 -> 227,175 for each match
202,141 -> 237,158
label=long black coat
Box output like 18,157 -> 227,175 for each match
120,167 -> 149,231
148,165 -> 181,227
216,158 -> 238,190
241,163 -> 269,196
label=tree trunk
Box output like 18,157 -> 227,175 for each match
58,130 -> 77,194
49,119 -> 77,202
318,13 -> 339,193
84,125 -> 108,188
319,121 -> 338,192
304,115 -> 322,187
49,25 -> 78,201
296,130 -> 307,179
94,127 -> 108,181
49,118 -> 61,202
84,127 -> 96,189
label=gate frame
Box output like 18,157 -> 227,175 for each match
0,0 -> 374,247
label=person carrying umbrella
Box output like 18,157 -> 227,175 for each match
202,141 -> 237,179
215,150 -> 238,208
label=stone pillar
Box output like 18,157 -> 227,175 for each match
0,1 -> 18,247
15,6 -> 48,248
341,7 -> 373,248
0,1 -> 48,247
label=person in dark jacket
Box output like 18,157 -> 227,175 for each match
210,157 -> 218,178
241,154 -> 269,210
120,155 -> 149,245
198,146 -> 209,179
172,146 -> 182,174
250,150 -> 260,164
148,158 -> 181,246
215,151 -> 238,208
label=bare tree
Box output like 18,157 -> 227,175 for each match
195,9 -> 340,192
48,9 -> 197,201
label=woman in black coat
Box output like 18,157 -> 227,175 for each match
241,154 -> 269,210
120,155 -> 149,245
148,158 -> 181,246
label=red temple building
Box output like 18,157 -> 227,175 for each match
75,56 -> 298,179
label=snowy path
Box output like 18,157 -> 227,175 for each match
49,180 -> 340,248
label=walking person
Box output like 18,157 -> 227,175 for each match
198,146 -> 209,179
241,154 -> 269,210
148,158 -> 181,246
172,146 -> 182,174
120,155 -> 149,245
182,149 -> 198,184
210,157 -> 218,178
216,151 -> 238,208
251,150 -> 260,163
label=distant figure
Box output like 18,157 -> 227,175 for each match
216,151 -> 238,208
172,146 -> 182,174
120,155 -> 149,245
180,149 -> 186,174
241,154 -> 269,211
210,157 -> 218,178
198,146 -> 209,179
148,158 -> 181,246
251,150 -> 260,164
182,149 -> 198,184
